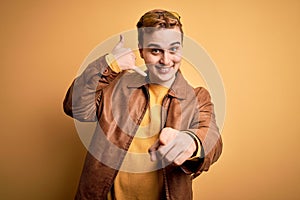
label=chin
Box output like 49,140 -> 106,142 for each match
157,75 -> 175,84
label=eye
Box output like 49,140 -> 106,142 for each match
169,46 -> 179,53
151,48 -> 162,55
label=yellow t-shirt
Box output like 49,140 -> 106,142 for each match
113,84 -> 169,200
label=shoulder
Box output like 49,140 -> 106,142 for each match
173,71 -> 211,101
193,87 -> 212,107
194,87 -> 211,97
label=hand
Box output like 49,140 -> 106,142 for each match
111,35 -> 147,76
148,127 -> 197,166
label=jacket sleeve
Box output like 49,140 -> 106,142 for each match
181,87 -> 223,178
63,55 -> 121,122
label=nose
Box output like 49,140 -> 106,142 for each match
159,51 -> 172,65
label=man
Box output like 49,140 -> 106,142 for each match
64,9 -> 222,200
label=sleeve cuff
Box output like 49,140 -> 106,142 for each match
105,53 -> 122,73
182,131 -> 202,159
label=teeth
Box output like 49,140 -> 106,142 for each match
161,68 -> 169,72
157,66 -> 171,73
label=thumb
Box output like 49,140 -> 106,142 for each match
113,35 -> 124,50
148,139 -> 161,161
159,127 -> 177,145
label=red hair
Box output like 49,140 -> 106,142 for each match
136,9 -> 183,45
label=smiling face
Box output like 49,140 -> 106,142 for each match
139,27 -> 182,87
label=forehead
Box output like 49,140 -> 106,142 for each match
142,27 -> 182,47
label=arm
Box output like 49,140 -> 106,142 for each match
63,55 -> 121,122
181,87 -> 223,177
148,87 -> 222,177
63,35 -> 146,122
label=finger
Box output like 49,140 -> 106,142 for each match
162,144 -> 183,164
112,35 -> 125,51
156,139 -> 176,160
148,139 -> 160,161
119,34 -> 124,43
117,35 -> 124,48
173,151 -> 191,166
173,144 -> 195,165
132,66 -> 147,77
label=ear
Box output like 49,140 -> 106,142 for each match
138,44 -> 144,59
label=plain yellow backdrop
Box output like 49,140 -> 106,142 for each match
1,0 -> 300,199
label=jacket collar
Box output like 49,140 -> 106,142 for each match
127,70 -> 191,100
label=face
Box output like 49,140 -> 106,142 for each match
139,27 -> 182,87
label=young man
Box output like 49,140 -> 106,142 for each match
64,9 -> 222,200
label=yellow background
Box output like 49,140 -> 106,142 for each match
1,0 -> 299,199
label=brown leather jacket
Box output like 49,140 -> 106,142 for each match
63,55 -> 222,200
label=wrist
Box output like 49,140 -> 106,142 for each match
182,131 -> 201,158
105,53 -> 122,73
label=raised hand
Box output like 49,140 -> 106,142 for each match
111,35 -> 147,76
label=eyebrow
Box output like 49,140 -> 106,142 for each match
146,41 -> 181,48
170,42 -> 181,46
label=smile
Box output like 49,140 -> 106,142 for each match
155,65 -> 173,74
